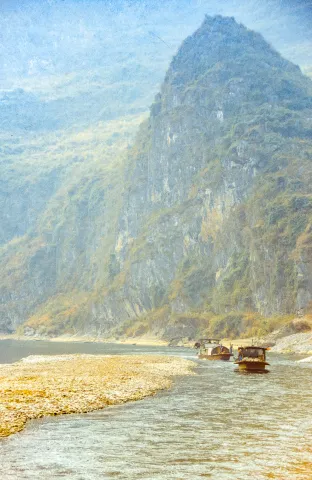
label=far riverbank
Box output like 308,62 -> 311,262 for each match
0,333 -> 168,346
1,327 -> 311,354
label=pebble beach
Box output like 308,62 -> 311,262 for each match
0,354 -> 195,438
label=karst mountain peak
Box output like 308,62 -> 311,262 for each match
1,15 -> 312,343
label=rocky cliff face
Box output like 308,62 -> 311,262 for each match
2,16 -> 312,340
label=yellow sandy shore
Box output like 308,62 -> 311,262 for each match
0,333 -> 257,354
0,354 -> 195,438
222,337 -> 254,349
0,333 -> 252,348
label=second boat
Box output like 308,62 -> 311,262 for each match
195,338 -> 232,361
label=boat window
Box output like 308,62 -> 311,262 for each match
243,348 -> 264,357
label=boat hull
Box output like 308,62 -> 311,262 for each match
235,361 -> 269,371
198,353 -> 231,361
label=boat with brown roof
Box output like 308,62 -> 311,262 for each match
234,346 -> 270,372
195,338 -> 232,361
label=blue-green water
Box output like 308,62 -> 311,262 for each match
0,340 -> 311,479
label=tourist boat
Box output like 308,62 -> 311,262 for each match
234,346 -> 270,372
195,338 -> 232,361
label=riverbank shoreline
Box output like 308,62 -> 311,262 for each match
0,333 -> 169,347
0,354 -> 195,438
0,334 -> 257,352
1,329 -> 311,354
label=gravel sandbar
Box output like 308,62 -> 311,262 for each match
0,354 -> 195,438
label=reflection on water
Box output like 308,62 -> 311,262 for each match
0,341 -> 312,479
234,369 -> 270,374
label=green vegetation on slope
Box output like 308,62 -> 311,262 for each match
1,15 -> 312,342
104,16 -> 312,341
0,114 -> 145,334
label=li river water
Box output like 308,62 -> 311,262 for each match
0,339 -> 312,479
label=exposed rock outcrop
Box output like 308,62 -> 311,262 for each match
1,16 -> 312,340
89,16 -> 312,339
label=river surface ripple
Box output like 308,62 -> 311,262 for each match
0,340 -> 312,479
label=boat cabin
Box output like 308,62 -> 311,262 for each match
195,338 -> 220,354
235,346 -> 269,371
237,346 -> 267,361
195,338 -> 232,361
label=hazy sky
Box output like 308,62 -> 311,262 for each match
0,0 -> 311,126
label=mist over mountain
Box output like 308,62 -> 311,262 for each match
1,2 -> 312,341
0,0 -> 311,131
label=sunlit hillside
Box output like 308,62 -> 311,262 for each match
0,0 -> 312,339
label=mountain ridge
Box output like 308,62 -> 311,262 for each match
1,15 -> 312,342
